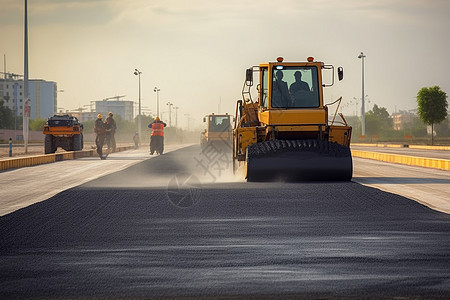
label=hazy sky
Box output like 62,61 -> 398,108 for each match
1,0 -> 449,128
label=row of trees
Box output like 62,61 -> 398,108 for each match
1,86 -> 448,144
0,105 -> 155,134
0,99 -> 15,129
347,86 -> 448,144
0,99 -> 45,131
80,114 -> 154,137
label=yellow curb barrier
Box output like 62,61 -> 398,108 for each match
351,150 -> 450,171
409,145 -> 450,151
351,143 -> 450,151
0,146 -> 135,171
352,143 -> 405,148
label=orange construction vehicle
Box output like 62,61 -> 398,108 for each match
43,114 -> 84,154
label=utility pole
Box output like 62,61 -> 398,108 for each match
358,52 -> 366,137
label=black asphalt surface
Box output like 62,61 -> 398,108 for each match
1,145 -> 450,299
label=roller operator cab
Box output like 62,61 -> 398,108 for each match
233,57 -> 352,181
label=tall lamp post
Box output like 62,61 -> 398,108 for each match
134,69 -> 142,138
174,106 -> 179,128
154,87 -> 160,117
24,0 -> 29,153
166,102 -> 173,127
358,52 -> 366,137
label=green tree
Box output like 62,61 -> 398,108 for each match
435,114 -> 449,137
405,115 -> 427,138
136,114 -> 154,134
0,99 -> 14,129
345,115 -> 360,139
29,118 -> 47,131
365,104 -> 393,136
417,86 -> 448,145
82,120 -> 95,135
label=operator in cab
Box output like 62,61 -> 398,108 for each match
148,116 -> 167,155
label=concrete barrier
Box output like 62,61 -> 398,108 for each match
0,154 -> 56,170
352,143 -> 450,151
351,150 -> 450,171
409,145 -> 450,151
0,146 -> 134,171
2,144 -> 448,172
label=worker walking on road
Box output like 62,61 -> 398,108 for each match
148,116 -> 166,155
94,114 -> 106,159
105,112 -> 117,153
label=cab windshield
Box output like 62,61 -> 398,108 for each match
208,116 -> 231,132
271,66 -> 319,108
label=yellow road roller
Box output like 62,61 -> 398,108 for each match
233,57 -> 352,181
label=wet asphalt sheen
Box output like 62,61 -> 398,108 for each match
1,145 -> 450,299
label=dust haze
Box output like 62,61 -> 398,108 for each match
80,144 -> 244,190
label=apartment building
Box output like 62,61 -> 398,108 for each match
0,75 -> 57,119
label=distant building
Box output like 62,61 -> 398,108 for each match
0,74 -> 57,119
64,111 -> 98,123
95,100 -> 134,121
392,110 -> 416,130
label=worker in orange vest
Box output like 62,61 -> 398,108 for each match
148,116 -> 167,155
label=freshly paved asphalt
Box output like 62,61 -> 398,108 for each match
1,145 -> 449,299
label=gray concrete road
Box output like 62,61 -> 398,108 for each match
1,145 -> 449,299
353,157 -> 450,214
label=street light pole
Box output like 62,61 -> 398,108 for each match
154,87 -> 160,117
174,106 -> 179,128
134,69 -> 142,138
23,0 -> 29,153
166,102 -> 173,127
358,52 -> 366,137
